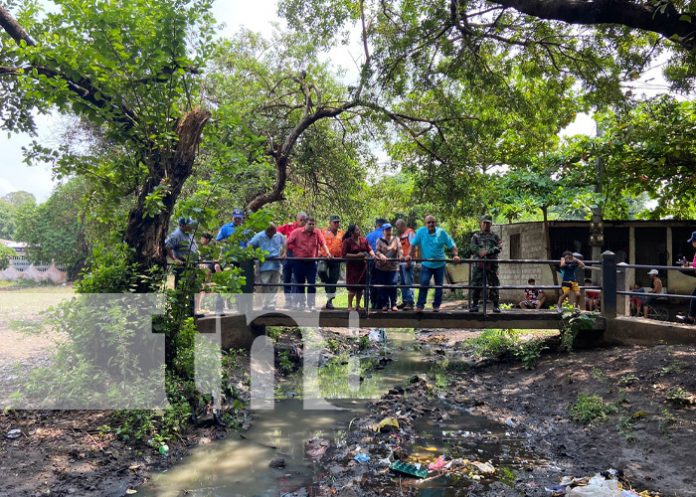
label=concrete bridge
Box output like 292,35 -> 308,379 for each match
195,251 -> 696,349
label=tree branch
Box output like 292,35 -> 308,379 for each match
490,0 -> 696,50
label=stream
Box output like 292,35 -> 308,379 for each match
138,329 -> 530,497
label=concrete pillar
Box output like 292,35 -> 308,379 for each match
601,251 -> 617,319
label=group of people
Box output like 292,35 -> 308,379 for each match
165,209 -> 696,323
165,210 -> 504,314
518,253 -> 600,312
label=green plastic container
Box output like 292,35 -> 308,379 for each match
389,461 -> 429,479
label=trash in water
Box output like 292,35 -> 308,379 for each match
368,328 -> 386,342
158,444 -> 169,457
354,453 -> 370,464
390,460 -> 429,479
5,429 -> 21,439
505,417 -> 517,428
427,455 -> 447,471
373,416 -> 400,433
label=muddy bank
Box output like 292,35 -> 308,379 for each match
309,335 -> 696,497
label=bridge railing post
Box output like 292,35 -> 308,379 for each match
601,250 -> 617,319
482,261 -> 487,316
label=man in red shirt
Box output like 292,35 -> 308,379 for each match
278,212 -> 307,301
286,217 -> 332,311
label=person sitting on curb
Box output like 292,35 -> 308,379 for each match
519,278 -> 546,309
642,269 -> 663,319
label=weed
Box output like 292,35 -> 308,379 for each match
570,393 -> 618,424
513,339 -> 547,370
665,387 -> 695,406
498,466 -> 516,487
278,350 -> 294,374
326,338 -> 341,354
560,313 -> 596,352
617,416 -> 637,443
619,374 -> 639,386
499,303 -> 515,311
658,408 -> 676,434
659,360 -> 688,376
434,373 -> 449,389
358,334 -> 370,351
591,367 -> 607,381
266,327 -> 282,341
466,329 -> 520,359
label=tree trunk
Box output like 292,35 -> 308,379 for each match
124,108 -> 210,292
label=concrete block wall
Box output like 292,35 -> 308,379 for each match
496,223 -> 555,305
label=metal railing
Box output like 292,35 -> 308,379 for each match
184,251 -> 696,321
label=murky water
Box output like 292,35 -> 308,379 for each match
139,330 -> 527,497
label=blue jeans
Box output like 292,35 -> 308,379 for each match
417,265 -> 445,309
292,260 -> 317,308
375,269 -> 398,309
283,250 -> 294,295
399,263 -> 415,305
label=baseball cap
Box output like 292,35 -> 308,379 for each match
330,215 -> 341,222
232,208 -> 244,218
480,214 -> 492,223
572,252 -> 584,259
687,231 -> 696,243
382,223 -> 393,230
178,217 -> 197,226
648,269 -> 659,276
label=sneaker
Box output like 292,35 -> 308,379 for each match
325,301 -> 335,310
432,307 -> 440,313
396,303 -> 405,309
676,315 -> 695,324
556,305 -> 562,312
469,305 -> 479,313
492,306 -> 501,313
402,304 -> 414,311
415,307 -> 424,313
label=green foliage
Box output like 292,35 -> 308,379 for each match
13,179 -> 88,277
559,312 -> 596,352
570,393 -> 618,424
0,244 -> 16,270
513,339 -> 548,370
278,350 -> 294,374
665,386 -> 695,406
559,96 -> 696,218
0,191 -> 36,239
467,329 -> 520,359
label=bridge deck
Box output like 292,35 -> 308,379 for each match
197,309 -> 606,331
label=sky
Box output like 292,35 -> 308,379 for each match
0,0 -> 675,202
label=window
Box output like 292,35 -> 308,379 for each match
510,233 -> 521,259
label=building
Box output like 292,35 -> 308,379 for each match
0,239 -> 67,283
495,220 -> 696,301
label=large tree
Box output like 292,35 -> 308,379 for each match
0,1 -> 213,289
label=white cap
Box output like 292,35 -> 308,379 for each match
648,269 -> 659,276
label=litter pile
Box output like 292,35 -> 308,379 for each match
546,470 -> 659,497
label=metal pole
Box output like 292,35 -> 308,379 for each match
601,250 -> 617,319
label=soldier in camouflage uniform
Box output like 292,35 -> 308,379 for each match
469,215 -> 502,313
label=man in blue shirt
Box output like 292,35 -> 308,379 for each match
365,218 -> 387,251
365,218 -> 387,309
248,223 -> 286,309
216,208 -> 250,245
407,215 -> 460,312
